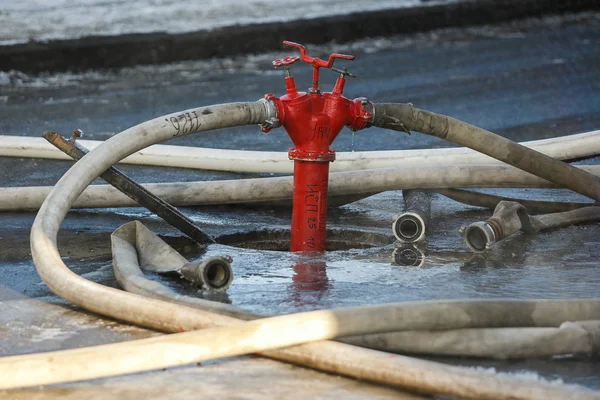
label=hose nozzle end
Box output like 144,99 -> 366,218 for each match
392,212 -> 426,243
462,222 -> 496,253
180,256 -> 233,292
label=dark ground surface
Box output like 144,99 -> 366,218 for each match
1,12 -> 600,395
1,0 -> 598,73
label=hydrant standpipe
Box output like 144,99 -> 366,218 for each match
261,41 -> 373,252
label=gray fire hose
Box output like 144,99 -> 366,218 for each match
373,103 -> 600,202
3,164 -> 600,211
437,188 -> 594,214
462,201 -> 600,252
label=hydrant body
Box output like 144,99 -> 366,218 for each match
262,42 -> 372,252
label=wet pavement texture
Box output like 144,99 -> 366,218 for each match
1,13 -> 600,395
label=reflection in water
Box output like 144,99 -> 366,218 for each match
290,255 -> 330,307
392,243 -> 426,267
154,270 -> 234,304
461,234 -> 533,272
461,254 -> 506,271
390,233 -> 534,270
201,289 -> 233,305
288,231 -> 535,308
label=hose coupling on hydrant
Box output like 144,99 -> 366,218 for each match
259,41 -> 373,252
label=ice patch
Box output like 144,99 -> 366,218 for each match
28,326 -> 77,343
466,366 -> 585,389
0,0 -> 429,45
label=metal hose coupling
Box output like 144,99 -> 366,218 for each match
179,256 -> 233,292
461,221 -> 498,253
461,201 -> 532,253
392,190 -> 430,243
353,97 -> 375,130
257,97 -> 280,132
462,201 -> 600,253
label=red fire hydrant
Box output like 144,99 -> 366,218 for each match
260,41 -> 373,252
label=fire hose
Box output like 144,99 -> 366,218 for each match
1,164 -> 599,211
371,103 -> 600,202
463,201 -> 600,252
110,220 -> 600,360
1,129 -> 598,173
392,185 -> 599,244
4,100 -> 593,399
437,188 -> 594,214
7,41 -> 600,398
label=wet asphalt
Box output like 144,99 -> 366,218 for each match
0,12 -> 599,391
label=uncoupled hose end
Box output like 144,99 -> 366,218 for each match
392,212 -> 427,243
392,190 -> 430,243
180,256 -> 233,292
461,221 -> 497,253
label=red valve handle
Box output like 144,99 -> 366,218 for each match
272,55 -> 300,67
283,41 -> 354,68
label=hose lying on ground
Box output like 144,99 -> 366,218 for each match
2,129 -> 599,173
3,302 -> 598,399
373,103 -> 600,202
9,217 -> 599,397
26,101 -> 600,399
437,188 -> 594,214
2,164 -> 600,211
341,320 -> 600,359
113,221 -> 252,320
462,201 -> 600,252
124,219 -> 233,291
391,188 -> 592,243
113,220 -> 600,360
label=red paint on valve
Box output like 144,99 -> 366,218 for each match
263,42 -> 373,252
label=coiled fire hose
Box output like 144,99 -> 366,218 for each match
6,101 -> 597,399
